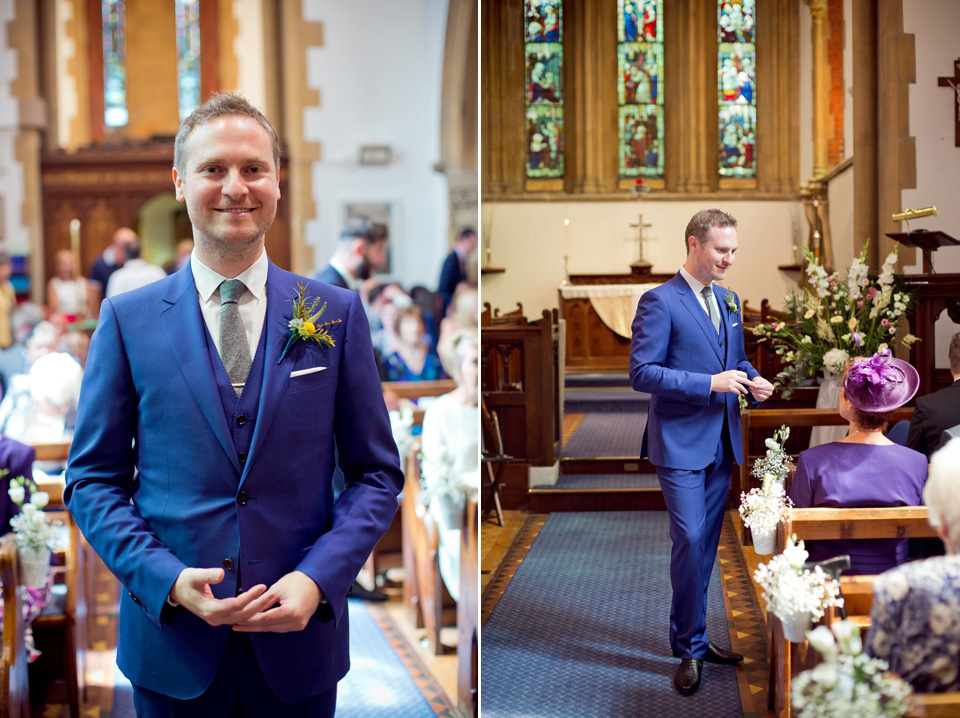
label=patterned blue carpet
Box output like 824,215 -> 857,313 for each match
562,412 -> 647,457
566,373 -> 632,388
533,473 -> 660,490
565,388 -> 650,413
111,599 -> 438,716
481,512 -> 742,717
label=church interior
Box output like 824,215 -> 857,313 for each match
1,0 -> 479,716
481,0 -> 960,716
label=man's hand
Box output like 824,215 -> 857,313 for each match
232,571 -> 323,633
169,567 -> 276,627
747,375 -> 775,402
711,370 -> 752,395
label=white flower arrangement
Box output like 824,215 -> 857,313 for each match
388,407 -> 415,461
753,535 -> 843,622
822,348 -> 850,377
793,621 -> 911,718
419,450 -> 475,508
751,424 -> 793,485
7,474 -> 59,554
740,472 -> 792,533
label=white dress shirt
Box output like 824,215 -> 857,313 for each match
190,249 -> 268,362
679,265 -> 720,322
328,256 -> 361,291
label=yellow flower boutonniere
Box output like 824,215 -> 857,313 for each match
726,291 -> 740,317
277,282 -> 342,365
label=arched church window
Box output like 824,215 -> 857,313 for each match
102,0 -> 128,127
718,0 -> 756,178
617,0 -> 664,179
524,0 -> 564,179
175,0 -> 202,120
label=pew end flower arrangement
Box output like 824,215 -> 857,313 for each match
7,473 -> 61,587
792,621 -> 911,718
740,425 -> 794,554
419,450 -> 477,532
749,244 -> 917,398
753,535 -> 843,642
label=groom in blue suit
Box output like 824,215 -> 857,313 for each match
630,209 -> 773,696
65,94 -> 403,715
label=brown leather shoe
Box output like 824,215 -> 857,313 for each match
672,641 -> 744,664
674,658 -> 703,696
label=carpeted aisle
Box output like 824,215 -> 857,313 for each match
481,511 -> 743,717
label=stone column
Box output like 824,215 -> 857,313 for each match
804,0 -> 830,177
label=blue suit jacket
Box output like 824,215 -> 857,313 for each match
64,260 -> 403,702
629,272 -> 758,470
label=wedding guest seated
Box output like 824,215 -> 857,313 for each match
867,437 -> 960,692
0,351 -> 83,446
384,306 -> 445,382
789,348 -> 927,575
906,331 -> 960,458
47,249 -> 97,327
420,329 -> 479,601
438,285 -> 478,362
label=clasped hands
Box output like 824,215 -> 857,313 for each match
710,370 -> 774,402
169,567 -> 323,633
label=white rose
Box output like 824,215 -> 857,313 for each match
8,485 -> 24,504
21,503 -> 36,518
764,438 -> 778,451
832,620 -> 861,655
806,625 -> 836,655
810,662 -> 838,687
31,510 -> 46,526
30,491 -> 49,510
783,541 -> 808,568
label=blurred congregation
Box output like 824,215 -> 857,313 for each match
0,0 -> 478,716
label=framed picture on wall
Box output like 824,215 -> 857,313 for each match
342,201 -> 395,275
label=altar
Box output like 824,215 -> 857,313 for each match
559,272 -> 674,371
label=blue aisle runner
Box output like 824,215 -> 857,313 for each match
481,511 -> 743,717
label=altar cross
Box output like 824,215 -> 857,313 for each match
630,213 -> 653,263
937,57 -> 960,147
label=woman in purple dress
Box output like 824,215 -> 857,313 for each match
789,348 -> 926,575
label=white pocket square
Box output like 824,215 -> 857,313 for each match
289,366 -> 328,378
732,322 -> 739,327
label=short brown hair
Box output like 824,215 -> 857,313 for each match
393,306 -> 425,335
842,358 -> 894,431
174,93 -> 281,176
950,332 -> 960,375
684,209 -> 737,255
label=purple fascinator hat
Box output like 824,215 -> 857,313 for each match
843,346 -> 919,413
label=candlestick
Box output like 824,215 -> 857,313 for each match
562,218 -> 570,285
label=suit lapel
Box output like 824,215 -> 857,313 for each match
241,262 -> 294,484
674,273 -> 723,364
160,264 -> 242,474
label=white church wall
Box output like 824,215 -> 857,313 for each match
301,0 -> 449,289
903,0 -> 960,369
482,201 -> 803,318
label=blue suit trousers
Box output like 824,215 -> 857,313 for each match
656,428 -> 733,659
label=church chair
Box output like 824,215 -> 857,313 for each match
480,398 -> 510,526
0,534 -> 28,718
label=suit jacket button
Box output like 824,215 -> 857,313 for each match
223,558 -> 234,570
237,415 -> 246,426
237,491 -> 248,506
238,452 -> 247,464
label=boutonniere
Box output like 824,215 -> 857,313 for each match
277,282 -> 342,365
725,291 -> 740,317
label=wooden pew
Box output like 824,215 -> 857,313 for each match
458,496 -> 478,717
915,693 -> 960,717
738,407 -> 913,543
0,534 -> 28,718
481,309 -> 560,508
768,506 -> 938,718
382,379 -> 456,401
401,449 -> 456,654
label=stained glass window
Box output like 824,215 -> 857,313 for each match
525,1 -> 564,178
718,0 -> 756,178
175,0 -> 202,121
102,0 -> 127,127
618,0 -> 664,178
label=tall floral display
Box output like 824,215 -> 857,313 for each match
750,245 -> 915,398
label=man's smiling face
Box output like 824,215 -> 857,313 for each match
173,115 -> 281,257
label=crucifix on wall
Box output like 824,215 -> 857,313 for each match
938,57 -> 960,147
629,213 -> 653,275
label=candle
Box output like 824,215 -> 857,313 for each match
563,218 -> 570,281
